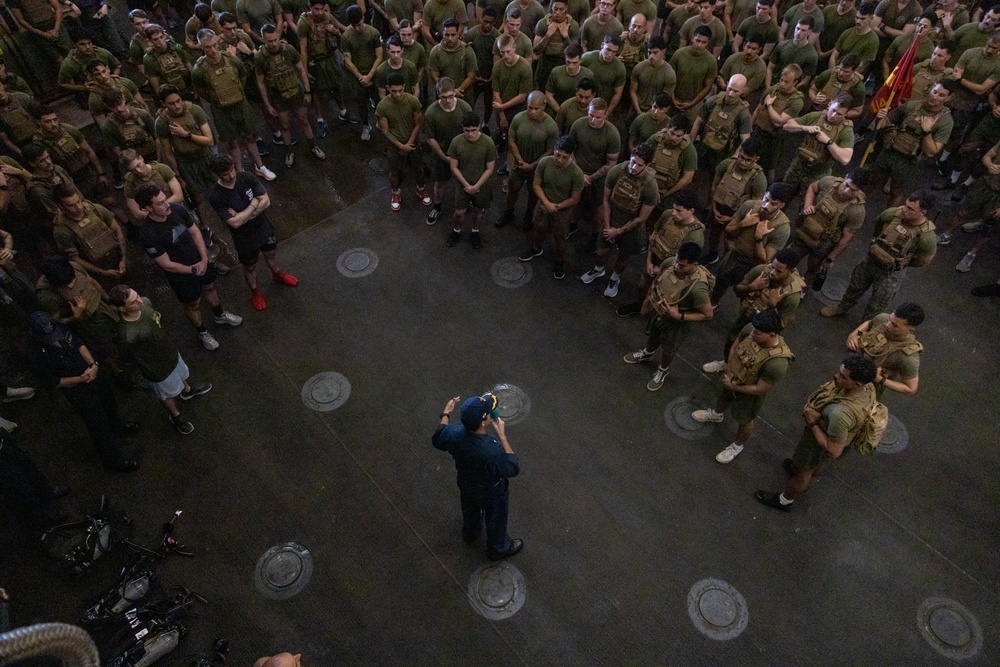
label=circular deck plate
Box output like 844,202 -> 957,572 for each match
814,276 -> 848,305
664,396 -> 717,441
302,372 -> 351,412
489,384 -> 531,424
468,562 -> 526,620
877,414 -> 909,454
917,597 -> 982,660
255,542 -> 314,600
687,578 -> 749,641
336,248 -> 379,278
490,257 -> 533,288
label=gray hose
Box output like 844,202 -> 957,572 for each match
0,622 -> 100,666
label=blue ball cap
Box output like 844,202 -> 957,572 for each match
460,393 -> 500,429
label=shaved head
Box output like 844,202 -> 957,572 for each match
254,653 -> 302,667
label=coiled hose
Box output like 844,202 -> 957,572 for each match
0,622 -> 100,666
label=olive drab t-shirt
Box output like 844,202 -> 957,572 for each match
630,59 -> 677,112
340,24 -> 383,75
581,50 -> 627,102
375,93 -> 422,143
491,57 -> 533,102
669,47 -> 718,101
424,98 -> 473,152
119,297 -> 180,383
534,155 -> 584,203
568,117 -> 622,176
509,111 -> 558,164
447,133 -> 498,185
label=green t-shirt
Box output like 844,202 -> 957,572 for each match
629,112 -> 669,145
665,6 -> 698,53
387,0 -> 421,22
545,65 -> 594,106
605,162 -> 659,223
581,50 -> 627,102
341,24 -> 383,75
738,264 -> 802,317
885,34 -> 934,72
58,47 -> 120,86
376,60 -> 420,93
874,0 -> 922,42
953,48 -> 1000,111
951,22 -> 991,63
565,0 -> 591,25
771,39 -> 818,80
375,93 -> 422,143
618,0 -> 657,26
782,4 -> 824,34
124,162 -> 176,200
820,5 -> 856,53
429,44 -> 478,84
680,17 -> 727,51
727,0 -> 758,33
119,298 -> 180,383
492,31 -> 534,60
834,29 -> 879,68
447,133 -> 498,184
720,53 -> 767,97
463,26 -> 501,79
736,17 -> 779,48
504,0 -> 545,37
669,47 -> 718,101
509,111 -> 557,164
533,17 -> 581,58
491,57 -> 533,102
569,117 -> 622,175
865,313 -> 920,380
556,97 -> 588,133
236,0 -> 280,31
534,154 -> 584,203
424,98 -> 473,151
581,16 -> 624,52
791,111 -> 855,147
630,59 -> 677,112
401,41 -> 428,72
424,0 -> 469,36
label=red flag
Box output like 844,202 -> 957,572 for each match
869,38 -> 919,115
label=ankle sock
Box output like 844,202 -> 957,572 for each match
778,493 -> 793,506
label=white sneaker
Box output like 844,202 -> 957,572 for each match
956,252 -> 976,273
692,409 -> 724,423
715,443 -> 744,464
647,366 -> 669,391
3,386 -> 35,402
702,360 -> 727,373
361,125 -> 371,141
603,276 -> 619,298
255,165 -> 277,181
962,219 -> 984,232
213,311 -> 243,326
0,417 -> 16,432
579,267 -> 606,284
311,146 -> 326,160
199,330 -> 220,350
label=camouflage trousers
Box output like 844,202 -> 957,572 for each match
838,255 -> 903,321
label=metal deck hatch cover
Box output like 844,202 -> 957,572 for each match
687,578 -> 749,641
467,562 -> 526,620
302,372 -> 351,411
489,384 -> 531,424
664,397 -> 718,440
490,257 -> 533,288
917,597 -> 983,660
336,248 -> 379,278
255,542 -> 314,600
877,414 -> 909,454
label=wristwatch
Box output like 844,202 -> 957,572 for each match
191,265 -> 198,274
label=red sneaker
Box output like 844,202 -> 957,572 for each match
272,270 -> 299,286
416,186 -> 431,206
250,288 -> 267,311
390,190 -> 402,211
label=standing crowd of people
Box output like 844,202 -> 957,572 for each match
0,0 -> 995,556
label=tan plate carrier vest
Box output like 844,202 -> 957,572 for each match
651,134 -> 691,195
796,178 -> 865,249
887,104 -> 949,157
302,14 -> 338,58
619,32 -> 644,70
261,45 -> 301,98
198,54 -> 246,107
805,379 -> 877,444
114,113 -> 156,157
714,160 -> 763,210
39,128 -> 90,174
0,97 -> 37,145
162,103 -> 204,155
739,270 -> 806,319
649,215 -> 704,261
703,95 -> 748,151
55,202 -> 118,263
19,0 -> 57,29
868,211 -> 934,270
858,325 -> 922,372
609,170 -> 647,225
798,118 -> 851,166
911,65 -> 947,101
649,264 -> 714,316
730,204 -> 789,261
726,334 -> 794,386
754,88 -> 802,133
153,47 -> 190,90
816,71 -> 863,110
